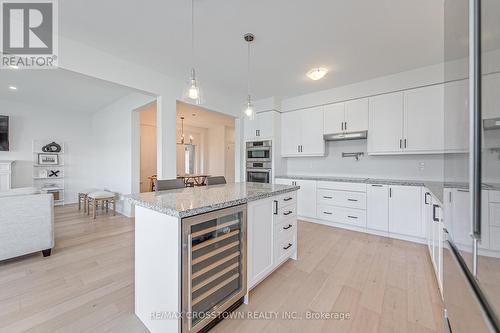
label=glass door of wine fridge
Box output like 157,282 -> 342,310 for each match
181,205 -> 247,333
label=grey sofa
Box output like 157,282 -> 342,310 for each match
0,188 -> 55,261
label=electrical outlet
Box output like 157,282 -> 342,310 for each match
419,162 -> 425,171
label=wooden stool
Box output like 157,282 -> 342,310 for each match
78,189 -> 98,213
87,191 -> 116,219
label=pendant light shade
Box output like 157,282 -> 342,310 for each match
183,0 -> 202,105
243,33 -> 255,120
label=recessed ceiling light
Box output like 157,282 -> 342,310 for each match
8,85 -> 17,90
306,68 -> 328,81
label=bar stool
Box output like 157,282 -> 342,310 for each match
78,188 -> 98,213
87,191 -> 116,219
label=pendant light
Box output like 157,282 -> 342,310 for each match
183,0 -> 202,105
243,33 -> 255,120
177,117 -> 186,145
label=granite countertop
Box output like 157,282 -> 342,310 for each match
275,175 -> 500,203
127,182 -> 300,218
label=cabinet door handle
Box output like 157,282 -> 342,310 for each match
347,198 -> 358,202
404,139 -> 407,148
283,211 -> 293,216
283,243 -> 293,250
371,184 -> 383,187
433,204 -> 440,222
273,200 -> 278,215
347,215 -> 358,219
284,197 -> 293,201
399,139 -> 402,149
389,188 -> 392,198
344,122 -> 347,131
323,196 -> 333,199
323,211 -> 333,215
424,192 -> 430,205
283,224 -> 293,230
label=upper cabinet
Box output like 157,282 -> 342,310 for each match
243,111 -> 276,141
404,84 -> 444,153
368,91 -> 404,154
444,80 -> 469,152
324,98 -> 368,134
281,106 -> 325,157
368,85 -> 447,155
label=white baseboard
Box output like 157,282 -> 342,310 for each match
298,215 -> 427,245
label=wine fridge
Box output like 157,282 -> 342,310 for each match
181,205 -> 247,333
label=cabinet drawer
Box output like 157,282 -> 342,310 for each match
275,204 -> 297,222
490,203 -> 500,227
274,218 -> 296,241
317,205 -> 367,228
276,192 -> 297,208
275,234 -> 296,264
317,189 -> 366,210
317,181 -> 366,192
0,164 -> 11,172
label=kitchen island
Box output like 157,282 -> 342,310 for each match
127,182 -> 299,333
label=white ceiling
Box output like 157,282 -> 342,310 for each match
59,0 -> 445,101
177,102 -> 235,129
0,69 -> 139,112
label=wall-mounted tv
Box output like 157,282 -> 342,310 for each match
0,116 -> 9,151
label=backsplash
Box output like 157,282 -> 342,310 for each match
285,140 -> 450,181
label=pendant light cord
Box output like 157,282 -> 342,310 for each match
247,39 -> 251,98
191,0 -> 195,69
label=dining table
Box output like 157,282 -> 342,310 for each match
176,174 -> 210,187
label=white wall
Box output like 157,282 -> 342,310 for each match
91,93 -> 156,216
0,99 -> 92,203
207,125 -> 227,177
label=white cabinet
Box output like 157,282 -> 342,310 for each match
368,92 -> 404,154
404,85 -> 444,153
243,111 -> 276,141
444,80 -> 469,152
345,98 -> 369,132
0,161 -> 14,191
388,185 -> 422,237
247,198 -> 274,289
367,184 -> 389,232
483,73 -> 500,120
281,107 -> 324,157
368,85 -> 446,155
323,98 -> 368,134
275,178 -> 317,218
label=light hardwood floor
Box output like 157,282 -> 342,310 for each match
0,205 -> 445,333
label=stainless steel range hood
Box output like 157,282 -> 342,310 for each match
323,131 -> 368,141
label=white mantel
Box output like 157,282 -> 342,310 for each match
0,160 -> 15,191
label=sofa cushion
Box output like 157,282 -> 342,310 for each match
0,187 -> 40,198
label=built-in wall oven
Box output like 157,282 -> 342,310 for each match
246,141 -> 272,183
182,204 -> 247,333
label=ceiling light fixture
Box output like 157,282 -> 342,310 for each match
307,67 -> 328,81
8,85 -> 17,90
183,0 -> 202,105
243,33 -> 255,120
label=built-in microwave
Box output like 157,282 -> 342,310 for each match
246,140 -> 271,162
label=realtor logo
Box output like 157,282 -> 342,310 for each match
1,0 -> 58,69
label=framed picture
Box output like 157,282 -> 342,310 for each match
38,153 -> 59,165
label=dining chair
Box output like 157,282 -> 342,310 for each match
206,176 -> 227,186
155,179 -> 186,191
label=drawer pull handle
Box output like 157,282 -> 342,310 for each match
283,224 -> 293,230
284,197 -> 293,201
323,211 -> 333,215
347,199 -> 358,202
347,216 -> 358,219
323,196 -> 333,199
283,243 -> 293,250
283,211 -> 293,216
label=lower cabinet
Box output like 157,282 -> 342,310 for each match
388,185 -> 422,237
423,191 -> 444,294
367,184 -> 389,232
247,198 -> 274,288
275,178 -> 317,218
247,193 -> 298,290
